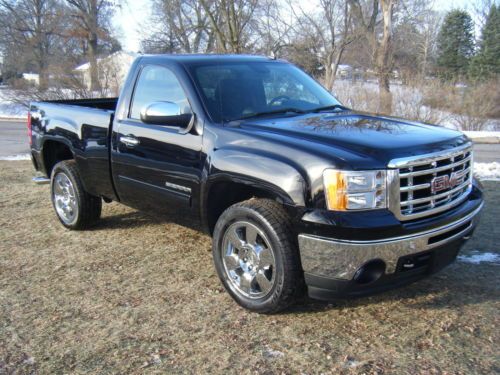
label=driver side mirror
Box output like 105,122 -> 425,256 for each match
140,101 -> 192,127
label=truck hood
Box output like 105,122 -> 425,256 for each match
235,112 -> 469,168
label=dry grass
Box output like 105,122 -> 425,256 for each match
333,80 -> 450,125
0,161 -> 499,374
421,80 -> 500,131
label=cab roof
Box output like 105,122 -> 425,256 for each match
139,54 -> 287,65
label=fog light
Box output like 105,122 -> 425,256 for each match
353,259 -> 386,284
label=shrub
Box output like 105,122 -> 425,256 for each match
421,78 -> 499,130
332,77 -> 499,131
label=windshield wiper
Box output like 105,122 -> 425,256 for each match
309,104 -> 349,113
231,107 -> 306,121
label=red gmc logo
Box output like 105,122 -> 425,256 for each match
430,170 -> 467,194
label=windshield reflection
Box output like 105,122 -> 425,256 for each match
189,61 -> 341,122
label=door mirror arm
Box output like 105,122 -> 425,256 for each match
178,113 -> 196,135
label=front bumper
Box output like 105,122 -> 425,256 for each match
299,201 -> 483,300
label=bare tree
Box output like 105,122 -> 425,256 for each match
473,0 -> 498,29
377,0 -> 395,113
65,0 -> 118,91
417,10 -> 441,78
199,0 -> 259,53
0,0 -> 64,89
392,1 -> 442,80
142,0 -> 213,54
349,0 -> 396,114
254,0 -> 294,58
288,0 -> 358,91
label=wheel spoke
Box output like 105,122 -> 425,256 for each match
55,197 -> 64,207
245,225 -> 258,245
67,202 -> 75,215
227,227 -> 244,249
56,176 -> 65,190
239,273 -> 254,293
224,253 -> 240,271
258,247 -> 274,269
53,179 -> 63,195
256,271 -> 273,294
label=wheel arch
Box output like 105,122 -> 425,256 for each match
202,148 -> 308,234
41,138 -> 75,177
203,175 -> 299,235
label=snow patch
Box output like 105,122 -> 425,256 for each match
458,251 -> 500,265
262,346 -> 285,359
464,131 -> 500,139
0,153 -> 31,161
474,162 -> 500,181
464,131 -> 500,143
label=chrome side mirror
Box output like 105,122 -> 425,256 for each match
140,101 -> 192,127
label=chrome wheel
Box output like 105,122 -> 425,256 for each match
221,221 -> 276,299
53,172 -> 78,225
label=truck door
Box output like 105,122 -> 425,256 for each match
111,63 -> 203,222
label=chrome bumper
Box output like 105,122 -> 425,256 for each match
298,203 -> 483,280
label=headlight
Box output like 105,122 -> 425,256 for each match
323,169 -> 387,211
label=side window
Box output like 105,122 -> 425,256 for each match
130,65 -> 191,120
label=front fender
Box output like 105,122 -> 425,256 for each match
206,148 -> 308,206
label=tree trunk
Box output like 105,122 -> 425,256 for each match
199,0 -> 228,52
420,32 -> 430,78
88,35 -> 100,92
324,52 -> 335,92
38,60 -> 48,90
34,0 -> 48,90
227,0 -> 237,52
376,0 -> 394,114
378,73 -> 392,114
330,47 -> 346,88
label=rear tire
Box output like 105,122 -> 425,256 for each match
50,160 -> 101,230
212,199 -> 303,313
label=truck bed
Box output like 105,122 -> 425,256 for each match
30,97 -> 118,200
41,97 -> 118,111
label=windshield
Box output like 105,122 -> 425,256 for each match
188,61 -> 341,122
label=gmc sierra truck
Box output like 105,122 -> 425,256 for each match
29,55 -> 483,313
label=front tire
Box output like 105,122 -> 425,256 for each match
51,160 -> 101,230
212,199 -> 303,313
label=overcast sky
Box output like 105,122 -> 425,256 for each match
112,0 -> 477,53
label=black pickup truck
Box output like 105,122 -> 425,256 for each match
29,54 -> 483,313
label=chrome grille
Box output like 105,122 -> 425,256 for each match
388,144 -> 473,220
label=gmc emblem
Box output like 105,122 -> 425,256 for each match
430,170 -> 467,194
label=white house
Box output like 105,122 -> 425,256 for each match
75,51 -> 138,94
336,64 -> 353,79
22,73 -> 40,86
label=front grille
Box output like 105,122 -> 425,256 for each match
395,145 -> 473,220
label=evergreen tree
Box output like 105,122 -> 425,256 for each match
469,5 -> 500,80
436,10 -> 475,80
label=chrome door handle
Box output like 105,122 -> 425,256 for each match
120,135 -> 140,147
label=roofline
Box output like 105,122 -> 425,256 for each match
138,53 -> 290,64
